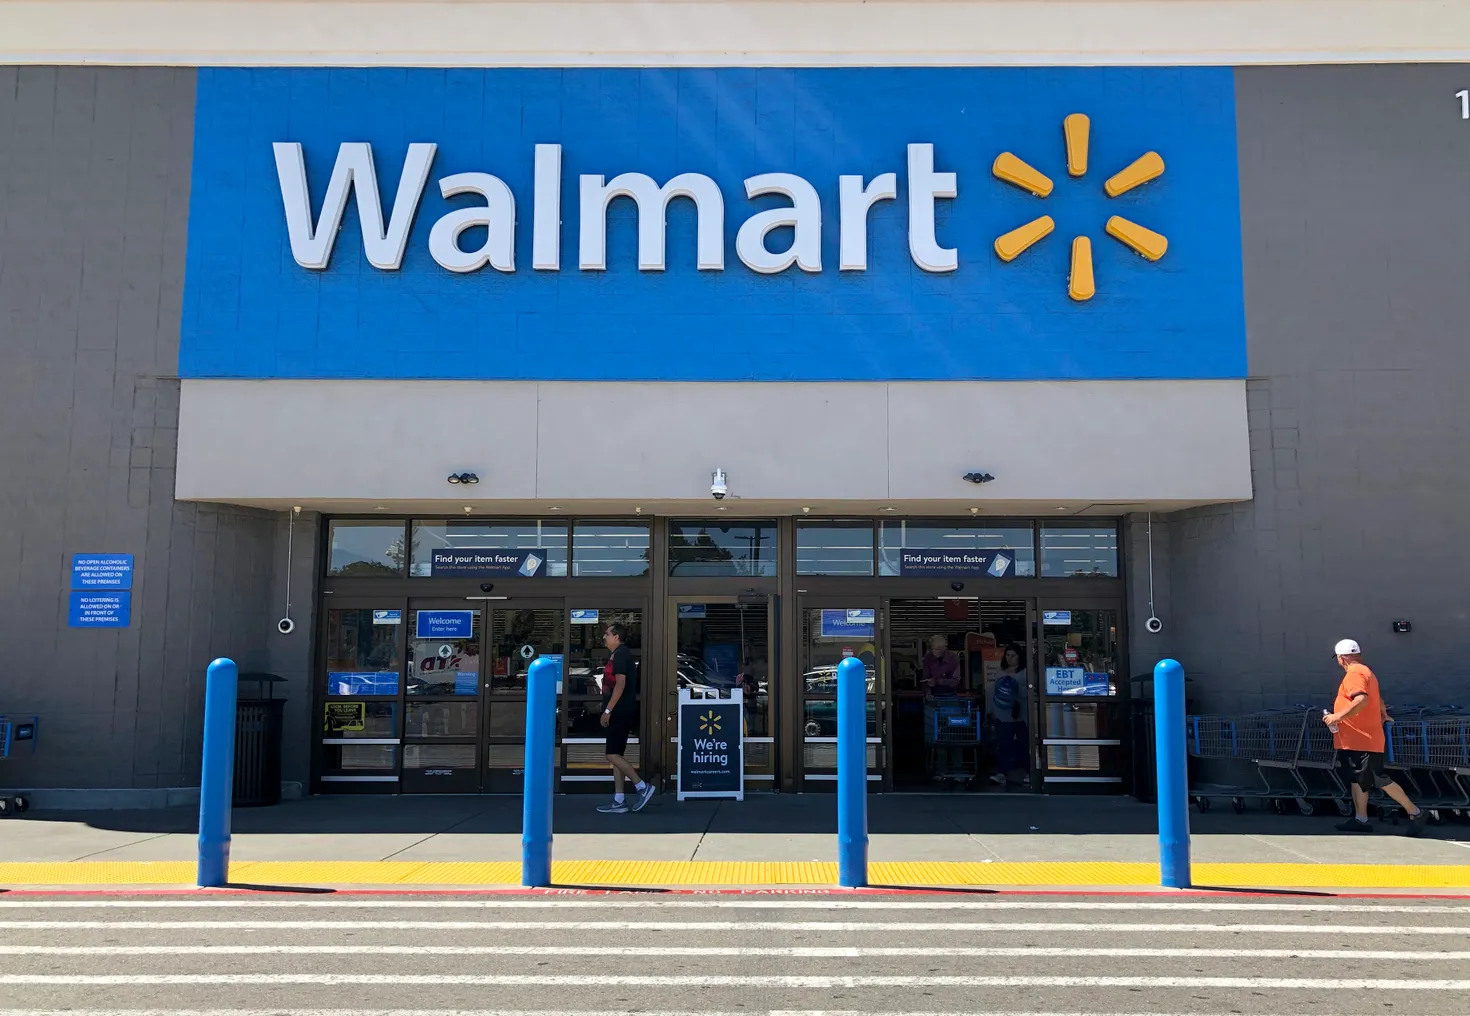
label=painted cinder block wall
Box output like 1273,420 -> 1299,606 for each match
1155,65 -> 1470,713
0,67 -> 317,799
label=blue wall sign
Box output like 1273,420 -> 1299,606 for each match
821,608 -> 876,638
898,549 -> 1014,576
570,609 -> 600,624
414,609 -> 475,639
1042,610 -> 1073,625
68,592 -> 131,628
71,554 -> 133,590
677,604 -> 707,620
373,609 -> 402,625
182,67 -> 1244,383
430,548 -> 546,577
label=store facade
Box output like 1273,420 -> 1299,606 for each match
3,2 -> 1468,803
317,514 -> 1127,794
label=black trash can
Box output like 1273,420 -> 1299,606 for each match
1129,670 -> 1195,805
234,672 -> 287,807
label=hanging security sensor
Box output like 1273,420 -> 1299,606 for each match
1143,511 -> 1162,634
277,506 -> 301,635
710,469 -> 729,499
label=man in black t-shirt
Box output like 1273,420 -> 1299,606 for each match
596,623 -> 655,814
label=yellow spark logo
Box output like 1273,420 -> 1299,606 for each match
698,711 -> 722,735
992,113 -> 1168,301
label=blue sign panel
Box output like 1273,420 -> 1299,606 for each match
677,604 -> 707,620
328,671 -> 400,695
430,548 -> 546,577
68,592 -> 131,628
1042,610 -> 1073,625
821,608 -> 876,639
183,67 -> 1244,382
372,609 -> 402,625
570,609 -> 599,624
898,549 -> 1013,577
71,554 -> 133,590
415,610 -> 475,639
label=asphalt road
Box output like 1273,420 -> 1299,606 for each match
0,891 -> 1468,1015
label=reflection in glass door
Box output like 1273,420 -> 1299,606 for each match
402,604 -> 483,793
484,604 -> 566,792
798,601 -> 882,790
1038,606 -> 1124,790
561,606 -> 643,791
320,603 -> 404,790
670,599 -> 774,786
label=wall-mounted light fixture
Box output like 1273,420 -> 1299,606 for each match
962,472 -> 995,484
447,472 -> 479,485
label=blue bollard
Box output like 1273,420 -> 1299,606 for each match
836,655 -> 869,887
521,655 -> 560,887
1153,658 -> 1191,889
197,657 -> 239,888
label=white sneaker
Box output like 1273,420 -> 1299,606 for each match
596,800 -> 629,814
631,783 -> 656,812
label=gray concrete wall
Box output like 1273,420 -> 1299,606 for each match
0,67 -> 313,798
1164,64 -> 1470,712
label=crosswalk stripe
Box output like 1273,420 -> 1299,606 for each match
2,899 -> 1467,913
0,919 -> 1460,933
0,944 -> 1464,958
3,974 -> 1469,988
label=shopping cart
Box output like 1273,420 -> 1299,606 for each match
0,715 -> 37,816
1386,710 -> 1470,818
924,698 -> 979,788
1187,707 -> 1348,815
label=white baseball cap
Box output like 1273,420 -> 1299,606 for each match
1334,639 -> 1362,656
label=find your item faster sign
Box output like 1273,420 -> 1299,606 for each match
677,688 -> 744,801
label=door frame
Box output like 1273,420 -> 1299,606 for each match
793,594 -> 887,792
314,595 -> 409,795
1033,596 -> 1130,793
399,596 -> 497,793
663,592 -> 779,792
556,597 -> 650,794
476,597 -> 567,793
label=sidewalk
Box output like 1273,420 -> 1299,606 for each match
2,794 -> 1468,889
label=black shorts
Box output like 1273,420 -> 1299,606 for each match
604,709 -> 636,756
1336,749 -> 1393,791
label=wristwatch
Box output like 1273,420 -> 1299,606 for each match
602,708 -> 611,716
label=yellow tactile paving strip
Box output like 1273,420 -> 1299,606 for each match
1,860 -> 1468,888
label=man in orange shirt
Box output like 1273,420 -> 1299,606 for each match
1324,639 -> 1426,836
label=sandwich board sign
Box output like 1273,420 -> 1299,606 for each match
676,687 -> 744,801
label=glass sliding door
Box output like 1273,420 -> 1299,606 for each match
1037,603 -> 1126,791
320,601 -> 405,791
561,605 -> 643,792
402,603 -> 483,793
483,603 -> 566,792
797,599 -> 883,791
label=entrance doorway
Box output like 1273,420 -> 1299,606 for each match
1037,604 -> 1125,791
400,600 -> 565,793
886,599 -> 1033,792
665,597 -> 775,789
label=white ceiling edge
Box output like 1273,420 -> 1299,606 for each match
0,0 -> 1466,67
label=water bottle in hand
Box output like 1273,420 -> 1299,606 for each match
1323,708 -> 1339,733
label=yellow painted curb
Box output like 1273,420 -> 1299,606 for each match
1,860 -> 1468,888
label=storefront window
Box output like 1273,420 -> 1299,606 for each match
668,522 -> 778,577
572,524 -> 651,577
1041,524 -> 1119,577
796,522 -> 875,576
327,522 -> 406,577
878,521 -> 1036,577
410,521 -> 569,577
